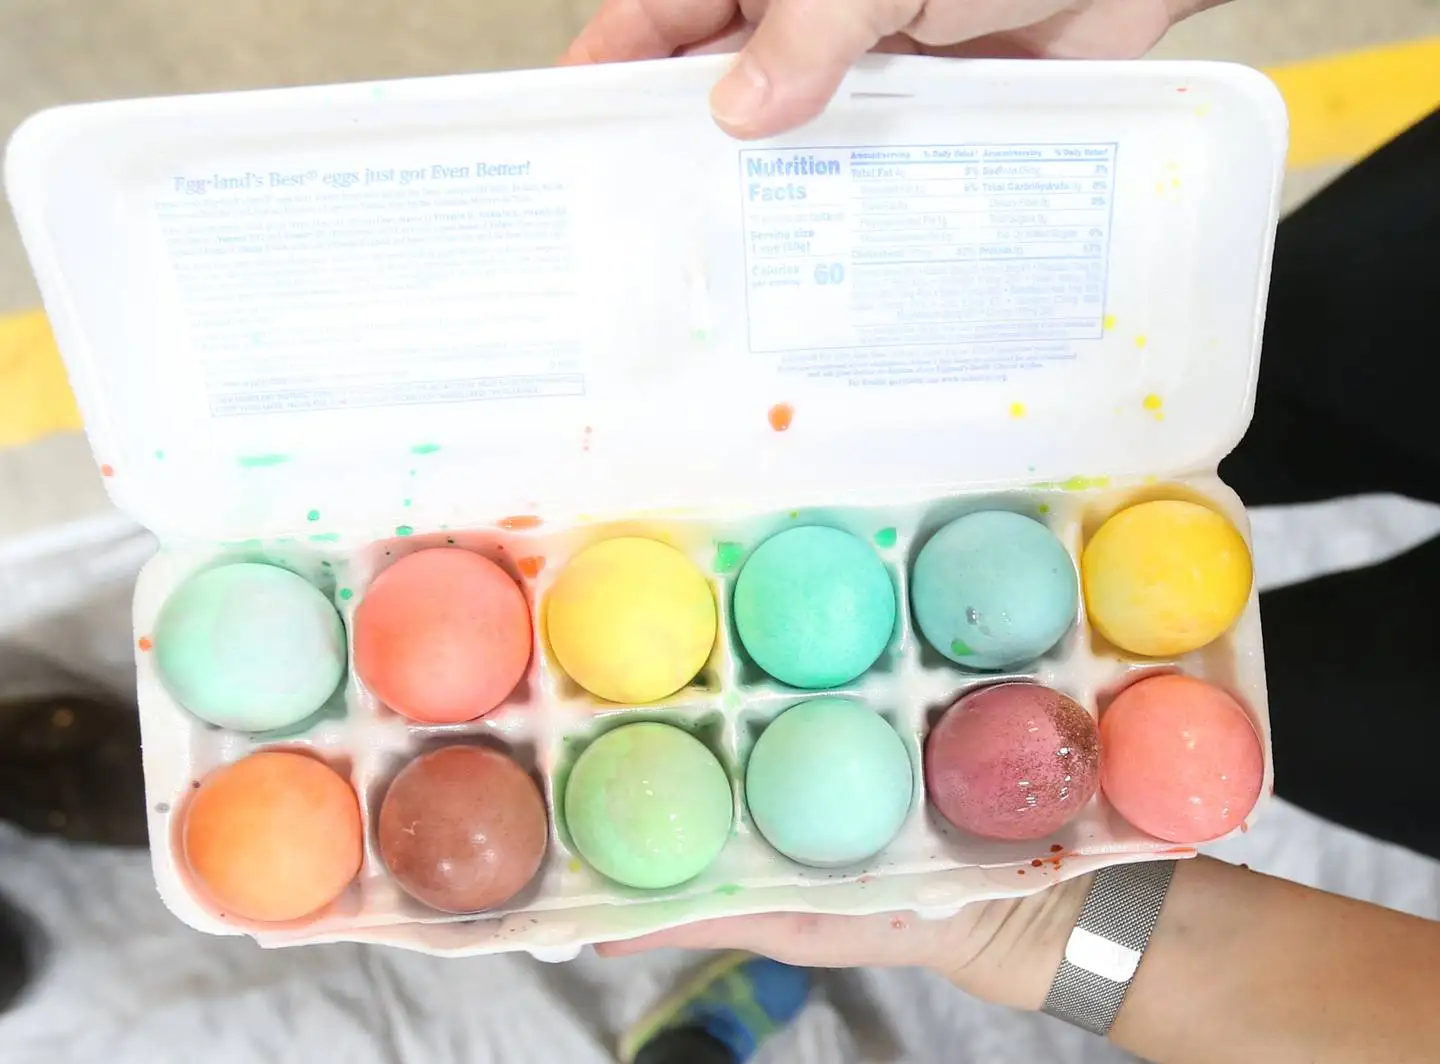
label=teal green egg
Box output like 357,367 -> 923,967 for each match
154,563 -> 346,732
563,722 -> 733,890
745,698 -> 912,867
910,511 -> 1078,671
732,526 -> 896,689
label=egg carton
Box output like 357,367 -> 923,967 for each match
131,474 -> 1269,959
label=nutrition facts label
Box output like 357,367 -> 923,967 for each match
739,143 -> 1118,376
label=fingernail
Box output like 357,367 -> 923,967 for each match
711,55 -> 769,129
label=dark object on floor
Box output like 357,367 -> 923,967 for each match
0,889 -> 39,1015
0,696 -> 147,848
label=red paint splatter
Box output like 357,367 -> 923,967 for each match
517,556 -> 545,579
137,636 -> 153,652
498,515 -> 542,531
1016,869 -> 1026,875
1050,844 -> 1064,853
1030,859 -> 1043,868
767,403 -> 794,432
890,917 -> 908,931
856,874 -> 875,885
1176,86 -> 1189,93
1159,847 -> 1197,856
99,464 -> 115,477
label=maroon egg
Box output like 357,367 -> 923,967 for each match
378,745 -> 548,913
925,683 -> 1100,841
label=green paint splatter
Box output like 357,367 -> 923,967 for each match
950,638 -> 974,658
237,453 -> 290,469
713,541 -> 744,573
1058,475 -> 1111,491
154,450 -> 165,461
306,509 -> 321,522
410,443 -> 441,455
788,511 -> 799,520
714,884 -> 744,897
873,527 -> 897,549
309,532 -> 341,543
402,498 -> 412,508
1037,503 -> 1051,515
408,468 -> 417,478
395,525 -> 414,537
338,588 -> 354,601
320,560 -> 332,569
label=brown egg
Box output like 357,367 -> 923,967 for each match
183,751 -> 362,923
378,745 -> 548,913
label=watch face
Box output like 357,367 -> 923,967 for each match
1065,926 -> 1142,983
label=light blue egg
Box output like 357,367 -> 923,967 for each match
910,511 -> 1078,671
732,526 -> 896,689
154,563 -> 346,732
745,698 -> 913,867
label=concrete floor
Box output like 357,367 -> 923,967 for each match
0,0 -> 1437,542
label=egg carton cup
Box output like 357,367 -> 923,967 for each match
132,474 -> 1269,959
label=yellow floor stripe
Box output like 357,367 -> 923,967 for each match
2,37 -> 1439,449
1271,36 -> 1440,169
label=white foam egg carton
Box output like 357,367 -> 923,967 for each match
6,54 -> 1286,957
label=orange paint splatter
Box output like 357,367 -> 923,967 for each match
1016,869 -> 1026,875
137,636 -> 153,652
498,515 -> 542,531
517,556 -> 545,579
1050,844 -> 1064,853
1030,859 -> 1043,868
99,464 -> 115,477
1240,822 -> 1249,833
767,403 -> 794,432
1160,847 -> 1198,856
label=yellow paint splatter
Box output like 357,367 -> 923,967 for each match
1009,401 -> 1027,419
1171,176 -> 1182,189
1135,335 -> 1149,349
567,857 -> 583,874
1143,474 -> 1159,485
1102,314 -> 1117,331
1194,102 -> 1211,117
1143,394 -> 1164,412
1053,475 -> 1111,492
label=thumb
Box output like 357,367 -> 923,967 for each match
710,0 -> 920,139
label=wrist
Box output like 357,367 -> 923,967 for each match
944,872 -> 1094,1011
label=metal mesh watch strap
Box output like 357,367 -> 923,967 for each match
1042,859 -> 1177,1036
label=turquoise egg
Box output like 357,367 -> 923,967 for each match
910,511 -> 1078,671
154,563 -> 346,732
732,526 -> 896,689
745,698 -> 912,867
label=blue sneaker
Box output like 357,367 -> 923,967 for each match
619,953 -> 813,1064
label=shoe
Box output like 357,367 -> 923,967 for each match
0,696 -> 147,847
619,953 -> 812,1064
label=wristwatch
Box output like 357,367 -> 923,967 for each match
1042,859 -> 1177,1035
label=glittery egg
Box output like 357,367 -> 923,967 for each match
924,683 -> 1100,841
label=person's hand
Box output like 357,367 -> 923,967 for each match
562,0 -> 1229,139
598,873 -> 1092,1011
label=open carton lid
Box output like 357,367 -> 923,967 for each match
5,56 -> 1287,543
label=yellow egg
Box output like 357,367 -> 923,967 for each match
546,537 -> 717,703
1082,500 -> 1252,657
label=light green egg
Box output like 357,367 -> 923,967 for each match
745,698 -> 913,868
154,563 -> 346,732
563,722 -> 733,890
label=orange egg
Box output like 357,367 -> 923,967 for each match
183,751 -> 362,923
353,549 -> 532,724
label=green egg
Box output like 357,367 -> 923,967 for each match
733,526 -> 896,689
563,722 -> 732,890
154,563 -> 345,732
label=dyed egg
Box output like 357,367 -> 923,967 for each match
745,698 -> 912,867
925,683 -> 1100,841
911,511 -> 1077,671
1101,674 -> 1263,843
353,549 -> 531,724
546,539 -> 716,704
155,563 -> 345,732
733,526 -> 896,688
183,751 -> 362,923
563,722 -> 732,889
378,745 -> 548,913
1083,500 -> 1252,657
